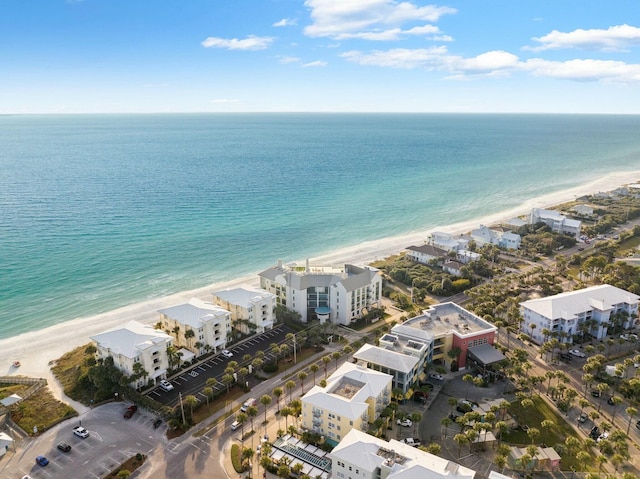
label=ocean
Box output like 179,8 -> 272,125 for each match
1,113 -> 639,340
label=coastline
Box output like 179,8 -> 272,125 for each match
2,170 -> 639,389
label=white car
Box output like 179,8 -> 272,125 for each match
221,349 -> 234,358
569,349 -> 586,358
429,373 -> 444,381
73,426 -> 89,438
397,418 -> 412,427
159,379 -> 174,391
231,420 -> 241,431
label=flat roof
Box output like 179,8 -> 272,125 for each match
399,302 -> 496,338
467,343 -> 506,365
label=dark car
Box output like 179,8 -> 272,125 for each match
559,353 -> 572,361
448,413 -> 461,422
124,405 -> 138,419
590,426 -> 600,439
36,455 -> 49,466
591,390 -> 601,397
153,418 -> 162,429
57,442 -> 72,452
607,396 -> 616,405
419,382 -> 435,391
457,403 -> 472,414
636,420 -> 640,430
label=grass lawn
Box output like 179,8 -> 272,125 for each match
504,396 -> 595,471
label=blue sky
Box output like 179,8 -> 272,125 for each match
2,0 -> 639,113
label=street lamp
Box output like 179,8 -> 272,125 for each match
293,334 -> 297,364
114,392 -> 119,402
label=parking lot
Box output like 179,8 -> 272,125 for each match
8,402 -> 165,479
146,325 -> 291,407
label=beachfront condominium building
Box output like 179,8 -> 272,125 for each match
520,284 -> 639,344
301,362 -> 392,444
353,303 -> 497,393
211,285 -> 276,335
426,231 -> 470,252
330,429 -> 476,479
90,320 -> 173,389
259,260 -> 382,325
158,298 -> 231,356
528,208 -> 581,238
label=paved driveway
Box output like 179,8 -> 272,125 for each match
5,402 -> 166,479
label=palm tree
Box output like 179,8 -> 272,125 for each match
285,380 -> 296,402
222,373 -> 234,393
184,328 -> 195,349
410,412 -> 422,436
260,394 -> 272,424
247,406 -> 258,432
322,355 -> 331,378
626,406 -> 638,434
202,386 -> 213,410
440,417 -> 453,438
184,394 -> 199,420
448,397 -> 459,414
273,387 -> 283,412
298,371 -> 308,394
309,363 -> 319,385
236,412 -> 248,436
332,351 -> 341,371
280,406 -> 291,429
453,433 -> 468,458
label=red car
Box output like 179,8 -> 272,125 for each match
124,405 -> 138,419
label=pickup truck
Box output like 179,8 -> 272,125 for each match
401,438 -> 421,447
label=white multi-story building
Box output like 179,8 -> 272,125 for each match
520,285 -> 639,343
211,285 -> 276,335
301,363 -> 392,444
426,232 -> 470,252
90,320 -> 173,388
529,208 -> 581,238
330,429 -> 476,479
259,260 -> 382,325
158,298 -> 231,356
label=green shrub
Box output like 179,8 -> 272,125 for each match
230,444 -> 246,473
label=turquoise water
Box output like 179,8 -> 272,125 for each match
1,113 -> 639,340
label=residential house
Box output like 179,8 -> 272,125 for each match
159,298 -> 231,356
405,244 -> 448,264
443,260 -> 463,276
301,362 -> 392,444
330,428 -> 476,479
456,249 -> 481,264
211,285 -> 276,335
426,232 -> 470,252
470,225 -> 521,250
508,446 -> 560,472
571,204 -> 594,217
520,284 -> 639,344
90,321 -> 173,388
259,260 -> 382,325
528,208 -> 581,238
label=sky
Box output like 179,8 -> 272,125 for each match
1,0 -> 640,114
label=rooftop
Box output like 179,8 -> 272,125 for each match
398,302 -> 495,339
330,377 -> 366,399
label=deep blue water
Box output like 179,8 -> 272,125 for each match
1,113 -> 639,339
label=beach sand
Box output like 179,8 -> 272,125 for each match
2,170 -> 639,404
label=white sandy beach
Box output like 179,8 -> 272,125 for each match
2,170 -> 639,403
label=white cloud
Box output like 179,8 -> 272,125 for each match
527,24 -> 640,52
278,55 -> 301,64
522,58 -> 640,82
302,60 -> 328,67
201,35 -> 274,50
273,18 -> 297,27
211,99 -> 239,103
341,47 -> 449,69
341,45 -> 640,83
304,0 -> 456,40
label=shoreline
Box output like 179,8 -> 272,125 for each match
2,170 -> 639,385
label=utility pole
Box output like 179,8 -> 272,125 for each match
179,392 -> 186,425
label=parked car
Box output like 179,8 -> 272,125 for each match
590,390 -> 601,398
57,442 -> 72,452
429,373 -> 444,381
569,349 -> 586,358
231,420 -> 241,431
636,420 -> 640,429
620,334 -> 630,341
221,349 -> 234,358
589,426 -> 600,439
448,413 -> 461,421
35,455 -> 49,466
559,353 -> 572,361
153,418 -> 163,429
597,431 -> 609,442
124,405 -> 138,418
401,437 -> 421,447
607,396 -> 616,405
159,379 -> 174,391
397,418 -> 412,427
578,413 -> 588,424
73,426 -> 89,438
418,382 -> 434,390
